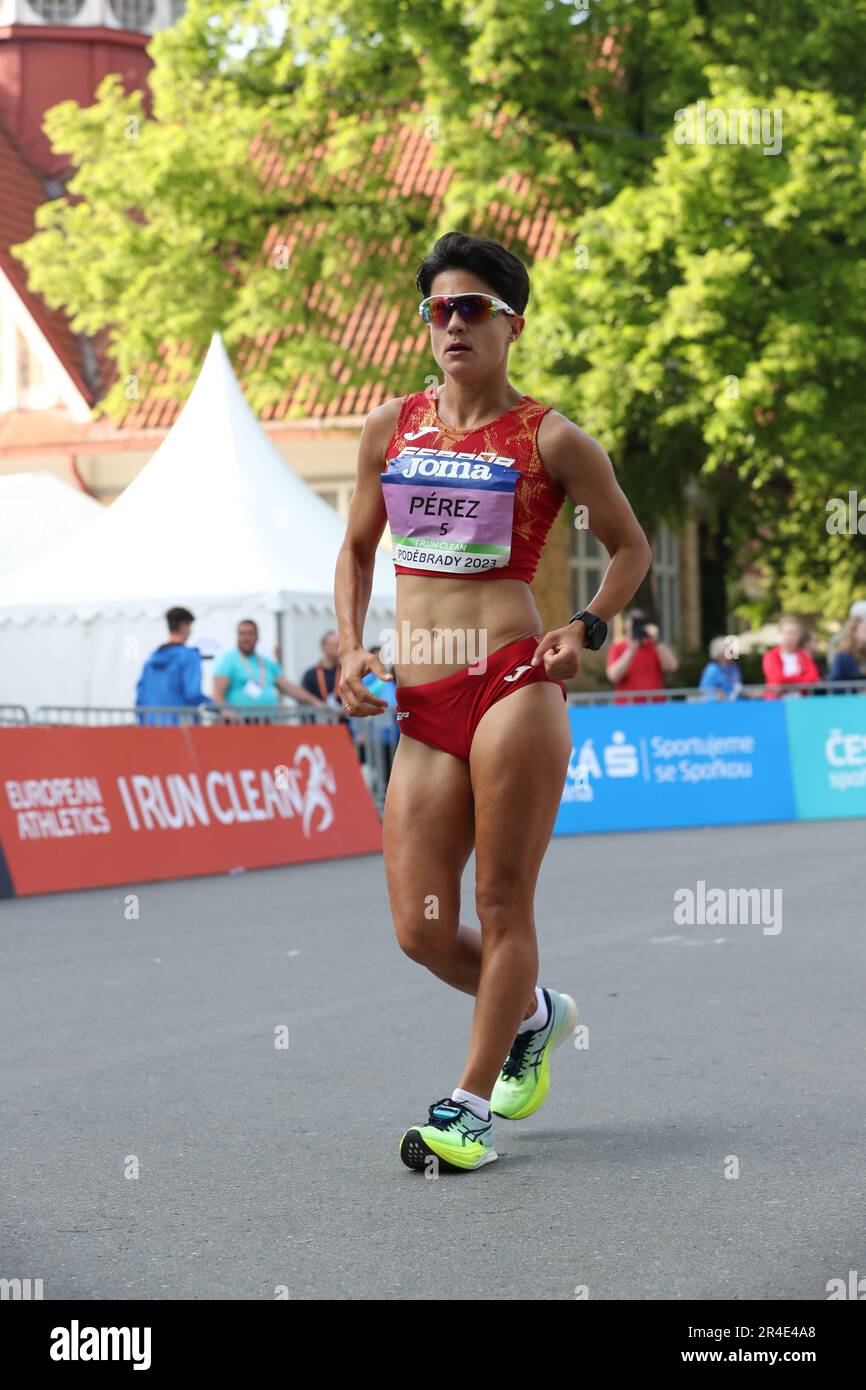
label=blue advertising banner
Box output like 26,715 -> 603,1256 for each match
554,700 -> 796,835
784,694 -> 866,820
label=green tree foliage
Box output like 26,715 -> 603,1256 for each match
530,75 -> 866,617
11,0 -> 866,616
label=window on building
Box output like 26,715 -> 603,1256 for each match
569,523 -> 608,634
652,524 -> 680,642
16,327 -> 46,400
109,0 -> 157,28
310,481 -> 355,517
27,0 -> 87,19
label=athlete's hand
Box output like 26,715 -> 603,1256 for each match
339,646 -> 394,717
530,626 -> 583,680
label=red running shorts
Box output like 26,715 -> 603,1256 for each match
394,633 -> 567,763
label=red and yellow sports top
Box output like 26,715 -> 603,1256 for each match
382,387 -> 564,584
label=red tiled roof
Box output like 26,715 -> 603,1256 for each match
2,109 -> 567,437
0,406 -> 161,451
0,124 -> 118,406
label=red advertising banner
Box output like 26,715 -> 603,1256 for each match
0,724 -> 383,896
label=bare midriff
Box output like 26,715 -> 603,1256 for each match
391,573 -> 541,686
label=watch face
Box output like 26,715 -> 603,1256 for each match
571,612 -> 607,650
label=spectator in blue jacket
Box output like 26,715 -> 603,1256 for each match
828,615 -> 866,688
135,607 -> 212,725
699,636 -> 744,700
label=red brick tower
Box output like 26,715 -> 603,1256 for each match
0,0 -> 183,177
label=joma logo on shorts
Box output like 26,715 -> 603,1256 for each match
503,665 -> 532,683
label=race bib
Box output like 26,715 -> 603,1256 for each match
382,447 -> 517,574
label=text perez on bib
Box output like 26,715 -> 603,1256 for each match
382,446 -> 519,574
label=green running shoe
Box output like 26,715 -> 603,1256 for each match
490,987 -> 578,1121
400,1097 -> 498,1172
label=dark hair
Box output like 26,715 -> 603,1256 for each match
237,618 -> 258,633
415,232 -> 531,314
166,606 -> 194,632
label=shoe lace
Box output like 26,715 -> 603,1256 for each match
501,1028 -> 535,1081
427,1098 -> 465,1131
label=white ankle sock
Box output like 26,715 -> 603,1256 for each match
517,986 -> 549,1034
451,1088 -> 491,1121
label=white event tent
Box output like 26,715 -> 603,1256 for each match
0,472 -> 102,579
0,334 -> 396,710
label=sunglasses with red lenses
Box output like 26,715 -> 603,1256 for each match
418,293 -> 518,327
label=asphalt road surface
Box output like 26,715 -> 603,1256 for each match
1,819 -> 863,1301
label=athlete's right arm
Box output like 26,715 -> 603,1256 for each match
334,398 -> 402,716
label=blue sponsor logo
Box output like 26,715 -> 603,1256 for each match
554,701 -> 795,835
785,695 -> 866,819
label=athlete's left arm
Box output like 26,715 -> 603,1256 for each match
532,412 -> 652,678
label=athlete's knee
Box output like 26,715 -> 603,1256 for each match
475,875 -> 534,936
393,914 -> 455,967
395,919 -> 429,963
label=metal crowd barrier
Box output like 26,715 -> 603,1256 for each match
31,704 -> 348,727
12,680 -> 866,815
26,679 -> 866,728
0,705 -> 29,725
566,679 -> 866,704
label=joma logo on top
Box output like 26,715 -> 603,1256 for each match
396,446 -> 516,475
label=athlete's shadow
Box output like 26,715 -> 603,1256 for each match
402,1119 -> 727,1174
493,1117 -> 729,1168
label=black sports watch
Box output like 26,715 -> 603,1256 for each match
569,609 -> 608,651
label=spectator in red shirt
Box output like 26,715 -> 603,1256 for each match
761,616 -> 820,698
606,609 -> 679,704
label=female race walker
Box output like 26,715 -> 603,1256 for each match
334,232 -> 651,1173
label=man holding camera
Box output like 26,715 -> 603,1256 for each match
606,608 -> 679,704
